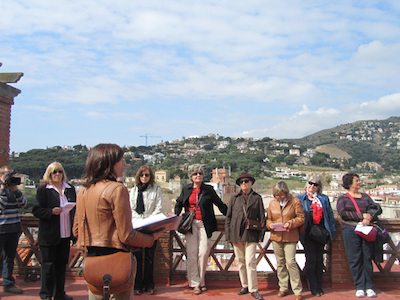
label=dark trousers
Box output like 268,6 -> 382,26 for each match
39,238 -> 71,299
0,231 -> 21,288
342,227 -> 374,290
133,240 -> 157,291
303,236 -> 324,292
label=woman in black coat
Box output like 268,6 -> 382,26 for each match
33,162 -> 76,300
174,164 -> 227,295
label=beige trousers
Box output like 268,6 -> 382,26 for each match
88,255 -> 136,300
233,241 -> 258,292
185,220 -> 211,288
272,241 -> 302,296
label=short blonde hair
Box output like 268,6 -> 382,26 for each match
272,180 -> 290,197
43,162 -> 66,184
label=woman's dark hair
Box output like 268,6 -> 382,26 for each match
342,173 -> 359,190
82,143 -> 124,188
135,165 -> 155,186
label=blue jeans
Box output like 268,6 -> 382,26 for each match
342,227 -> 374,290
0,231 -> 21,288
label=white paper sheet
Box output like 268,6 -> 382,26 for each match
270,222 -> 286,231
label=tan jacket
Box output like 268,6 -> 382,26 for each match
73,180 -> 154,252
266,195 -> 305,243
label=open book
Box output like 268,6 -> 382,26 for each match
133,213 -> 182,234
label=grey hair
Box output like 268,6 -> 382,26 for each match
188,164 -> 205,178
307,174 -> 323,193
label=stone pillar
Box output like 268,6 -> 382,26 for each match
0,82 -> 20,167
154,231 -> 172,284
330,220 -> 354,289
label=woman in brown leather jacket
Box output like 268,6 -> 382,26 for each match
73,144 -> 158,300
267,181 -> 305,300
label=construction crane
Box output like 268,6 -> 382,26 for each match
140,134 -> 162,146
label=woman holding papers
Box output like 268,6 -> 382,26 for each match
129,165 -> 162,295
266,181 -> 305,300
174,164 -> 227,295
74,144 -> 158,300
33,162 -> 76,300
295,175 -> 336,297
337,173 -> 382,298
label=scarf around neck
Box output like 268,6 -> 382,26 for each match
135,183 -> 149,214
306,188 -> 323,224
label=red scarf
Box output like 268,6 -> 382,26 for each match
306,188 -> 323,224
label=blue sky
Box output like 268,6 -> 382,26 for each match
1,1 -> 400,152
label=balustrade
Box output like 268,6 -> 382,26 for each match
15,214 -> 400,286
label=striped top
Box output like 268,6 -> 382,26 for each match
0,188 -> 27,233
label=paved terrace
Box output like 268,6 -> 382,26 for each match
0,277 -> 399,299
8,215 -> 400,299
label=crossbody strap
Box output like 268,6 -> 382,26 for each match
346,192 -> 361,214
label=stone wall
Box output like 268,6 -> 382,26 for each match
0,82 -> 20,167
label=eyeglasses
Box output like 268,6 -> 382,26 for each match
308,181 -> 319,187
192,172 -> 203,176
240,180 -> 250,184
52,170 -> 63,175
140,173 -> 150,177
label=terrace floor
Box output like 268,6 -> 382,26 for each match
1,277 -> 399,300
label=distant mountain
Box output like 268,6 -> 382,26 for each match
283,116 -> 400,170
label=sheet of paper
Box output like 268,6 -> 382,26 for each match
132,213 -> 168,229
61,202 -> 76,214
271,222 -> 286,231
355,223 -> 373,234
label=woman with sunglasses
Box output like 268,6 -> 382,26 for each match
225,172 -> 266,300
295,175 -> 336,297
33,162 -> 76,300
174,164 -> 227,295
129,165 -> 162,295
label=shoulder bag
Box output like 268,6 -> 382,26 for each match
242,201 -> 263,231
178,194 -> 202,234
305,199 -> 330,244
347,193 -> 377,242
80,188 -> 134,298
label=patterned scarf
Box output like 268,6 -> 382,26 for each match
306,188 -> 323,224
135,183 -> 149,214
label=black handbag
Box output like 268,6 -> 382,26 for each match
309,224 -> 330,244
177,194 -> 202,234
305,199 -> 330,244
178,210 -> 195,234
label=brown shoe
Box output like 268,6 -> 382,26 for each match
295,295 -> 303,300
278,291 -> 287,297
193,287 -> 202,295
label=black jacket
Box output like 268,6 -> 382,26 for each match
32,183 -> 76,246
174,182 -> 227,238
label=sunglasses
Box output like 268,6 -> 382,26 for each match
52,170 -> 63,175
240,180 -> 251,184
192,172 -> 203,176
308,181 -> 319,187
140,173 -> 150,177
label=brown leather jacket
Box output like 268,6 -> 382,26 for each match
266,194 -> 305,243
73,180 -> 154,252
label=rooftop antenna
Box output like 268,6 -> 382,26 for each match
140,134 -> 162,146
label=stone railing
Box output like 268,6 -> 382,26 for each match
15,214 -> 400,287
